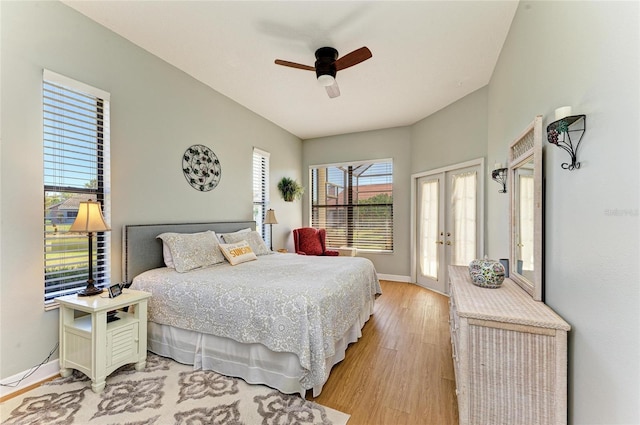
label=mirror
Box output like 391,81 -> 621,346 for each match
509,116 -> 543,301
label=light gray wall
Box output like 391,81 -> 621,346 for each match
0,1 -> 301,378
302,127 -> 411,277
487,1 -> 639,423
411,86 -> 488,175
411,86 -> 489,258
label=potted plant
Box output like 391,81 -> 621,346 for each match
277,177 -> 304,202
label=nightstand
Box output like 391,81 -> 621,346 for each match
56,289 -> 151,393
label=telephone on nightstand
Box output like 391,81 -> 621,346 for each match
108,283 -> 124,298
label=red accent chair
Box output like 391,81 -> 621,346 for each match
293,228 -> 339,256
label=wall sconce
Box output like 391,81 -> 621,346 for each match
547,106 -> 586,170
491,163 -> 507,193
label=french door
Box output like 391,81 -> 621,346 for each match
413,160 -> 484,295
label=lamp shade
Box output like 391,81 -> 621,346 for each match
317,74 -> 335,87
264,209 -> 278,225
69,200 -> 111,233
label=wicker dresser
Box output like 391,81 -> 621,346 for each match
448,266 -> 570,425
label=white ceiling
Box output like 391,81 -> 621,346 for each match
62,1 -> 518,140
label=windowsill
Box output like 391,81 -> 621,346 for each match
44,301 -> 60,311
335,247 -> 356,257
328,247 -> 394,255
357,250 -> 394,255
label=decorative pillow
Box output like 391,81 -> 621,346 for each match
156,231 -> 225,273
219,240 -> 258,266
218,228 -> 251,243
221,230 -> 271,256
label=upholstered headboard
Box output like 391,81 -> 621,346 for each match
122,221 -> 256,284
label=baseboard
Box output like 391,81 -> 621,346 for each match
377,273 -> 412,283
0,359 -> 60,400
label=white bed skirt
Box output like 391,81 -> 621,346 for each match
147,298 -> 375,397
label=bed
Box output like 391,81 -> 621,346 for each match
122,221 -> 381,396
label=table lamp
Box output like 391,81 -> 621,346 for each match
264,209 -> 278,251
68,199 -> 111,296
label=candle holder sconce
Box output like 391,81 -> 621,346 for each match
491,168 -> 507,193
546,115 -> 586,170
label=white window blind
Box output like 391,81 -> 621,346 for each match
311,159 -> 393,252
43,70 -> 111,306
252,148 -> 270,245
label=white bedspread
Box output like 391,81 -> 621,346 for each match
131,253 -> 381,390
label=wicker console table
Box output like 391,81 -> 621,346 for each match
448,265 -> 570,425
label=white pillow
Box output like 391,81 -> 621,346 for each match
161,241 -> 176,268
157,231 -> 225,273
219,240 -> 257,266
221,230 -> 271,256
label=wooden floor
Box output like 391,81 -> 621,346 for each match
307,280 -> 459,425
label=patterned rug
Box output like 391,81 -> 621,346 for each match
0,353 -> 349,425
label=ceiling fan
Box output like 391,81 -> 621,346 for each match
275,46 -> 372,98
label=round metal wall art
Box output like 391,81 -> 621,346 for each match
182,144 -> 221,192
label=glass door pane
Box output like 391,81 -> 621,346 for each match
450,171 -> 477,266
419,179 -> 439,279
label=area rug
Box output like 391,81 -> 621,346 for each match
0,353 -> 350,425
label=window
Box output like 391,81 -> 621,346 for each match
43,70 -> 111,307
252,148 -> 270,245
311,159 -> 393,252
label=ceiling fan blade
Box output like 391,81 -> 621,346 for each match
274,59 -> 315,71
325,81 -> 340,98
334,47 -> 372,71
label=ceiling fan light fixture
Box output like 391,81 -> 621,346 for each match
317,74 -> 335,87
274,46 -> 371,99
